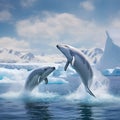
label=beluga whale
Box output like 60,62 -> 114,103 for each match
24,67 -> 55,92
56,44 -> 95,97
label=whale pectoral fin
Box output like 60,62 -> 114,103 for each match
44,78 -> 48,84
64,60 -> 70,71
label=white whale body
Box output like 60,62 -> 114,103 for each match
24,67 -> 55,91
56,44 -> 95,97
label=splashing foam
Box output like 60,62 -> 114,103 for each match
0,64 -> 120,104
65,67 -> 120,105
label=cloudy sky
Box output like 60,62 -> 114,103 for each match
0,0 -> 120,54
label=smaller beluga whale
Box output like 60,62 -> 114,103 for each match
24,67 -> 55,92
56,44 -> 95,97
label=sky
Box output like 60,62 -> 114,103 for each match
0,0 -> 120,54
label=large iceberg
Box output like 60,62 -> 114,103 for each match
97,32 -> 120,71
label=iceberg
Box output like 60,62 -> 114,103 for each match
102,69 -> 112,76
101,69 -> 113,76
111,67 -> 120,76
97,31 -> 120,71
102,67 -> 120,76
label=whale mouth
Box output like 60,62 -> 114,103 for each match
56,45 -> 60,49
52,67 -> 55,70
56,44 -> 65,53
56,45 -> 63,53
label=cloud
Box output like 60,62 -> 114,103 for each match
80,0 -> 95,11
21,0 -> 38,8
107,17 -> 120,45
111,18 -> 120,28
16,12 -> 106,50
0,37 -> 30,51
0,10 -> 12,22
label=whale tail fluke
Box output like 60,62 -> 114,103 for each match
86,87 -> 96,97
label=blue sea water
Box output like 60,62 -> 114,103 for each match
0,63 -> 120,120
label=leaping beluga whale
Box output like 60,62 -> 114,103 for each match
24,67 -> 55,92
56,44 -> 95,97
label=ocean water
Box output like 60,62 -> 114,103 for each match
0,63 -> 120,120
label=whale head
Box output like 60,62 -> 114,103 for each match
40,67 -> 55,80
25,66 -> 55,91
56,44 -> 73,62
56,44 -> 74,71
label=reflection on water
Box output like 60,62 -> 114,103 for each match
25,101 -> 94,120
0,97 -> 120,120
25,102 -> 52,120
78,105 -> 93,120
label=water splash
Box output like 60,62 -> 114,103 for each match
0,63 -> 120,105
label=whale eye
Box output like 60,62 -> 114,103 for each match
65,45 -> 69,48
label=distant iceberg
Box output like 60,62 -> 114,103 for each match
112,67 -> 120,76
97,31 -> 120,71
102,67 -> 120,76
102,69 -> 112,76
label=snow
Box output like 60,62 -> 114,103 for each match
0,47 -> 103,64
81,47 -> 103,64
21,52 -> 35,61
96,32 -> 120,70
0,48 -> 64,63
